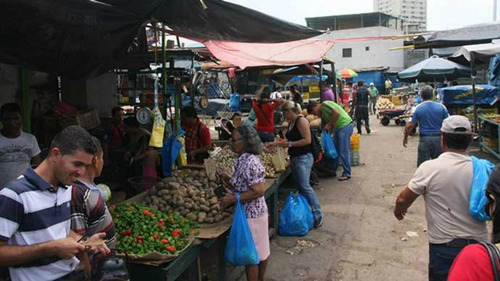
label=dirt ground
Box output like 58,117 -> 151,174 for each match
236,114 -> 497,281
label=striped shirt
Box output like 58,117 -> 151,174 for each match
0,168 -> 78,281
71,180 -> 116,249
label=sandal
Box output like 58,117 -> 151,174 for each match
338,176 -> 350,181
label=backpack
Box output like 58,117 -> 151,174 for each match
310,129 -> 323,163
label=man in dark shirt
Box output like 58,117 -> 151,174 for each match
353,81 -> 371,134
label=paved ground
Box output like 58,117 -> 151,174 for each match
261,115 -> 430,281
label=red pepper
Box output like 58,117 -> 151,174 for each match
171,229 -> 181,237
137,239 -> 143,244
180,219 -> 185,224
143,210 -> 153,215
136,235 -> 143,240
122,230 -> 132,236
153,234 -> 159,240
165,246 -> 175,253
129,205 -> 136,210
160,239 -> 169,244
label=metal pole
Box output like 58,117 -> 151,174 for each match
162,23 -> 168,129
319,60 -> 324,103
331,62 -> 337,103
471,55 -> 478,133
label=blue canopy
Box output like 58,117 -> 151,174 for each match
439,84 -> 500,105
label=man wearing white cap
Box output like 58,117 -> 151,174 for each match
394,115 -> 488,281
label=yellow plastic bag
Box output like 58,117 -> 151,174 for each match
149,107 -> 165,148
178,136 -> 188,166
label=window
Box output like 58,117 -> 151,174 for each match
342,48 -> 352,58
365,46 -> 370,51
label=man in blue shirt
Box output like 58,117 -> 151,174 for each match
403,85 -> 449,167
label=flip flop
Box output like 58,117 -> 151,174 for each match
338,176 -> 350,181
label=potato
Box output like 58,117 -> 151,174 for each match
155,182 -> 165,190
210,204 -> 220,211
168,182 -> 181,189
186,213 -> 197,221
208,197 -> 218,205
198,198 -> 207,205
184,203 -> 193,209
198,212 -> 207,221
181,209 -> 189,216
211,209 -> 218,215
204,217 -> 214,224
214,214 -> 223,222
199,204 -> 210,212
188,190 -> 197,197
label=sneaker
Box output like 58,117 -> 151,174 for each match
314,217 -> 323,228
367,128 -> 371,134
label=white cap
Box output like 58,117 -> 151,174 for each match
441,115 -> 472,135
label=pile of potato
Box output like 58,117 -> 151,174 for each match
145,169 -> 232,224
212,146 -> 281,178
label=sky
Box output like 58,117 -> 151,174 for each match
224,0 -> 500,31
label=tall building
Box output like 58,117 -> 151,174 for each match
374,0 -> 427,33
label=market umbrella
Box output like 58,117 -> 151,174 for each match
336,68 -> 358,79
397,55 -> 471,82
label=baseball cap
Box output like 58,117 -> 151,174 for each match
369,82 -> 374,86
440,115 -> 472,134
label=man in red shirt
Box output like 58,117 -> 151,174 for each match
180,106 -> 212,164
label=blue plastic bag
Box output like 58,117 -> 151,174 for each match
279,192 -> 313,236
162,135 -> 182,177
224,194 -> 259,265
470,156 -> 495,221
321,131 -> 338,159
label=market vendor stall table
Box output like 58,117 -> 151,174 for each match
478,115 -> 500,159
125,168 -> 291,281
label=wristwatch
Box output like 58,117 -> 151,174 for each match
289,141 -> 292,148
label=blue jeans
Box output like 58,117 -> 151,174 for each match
290,153 -> 323,221
417,136 -> 442,167
428,240 -> 475,281
257,131 -> 275,143
333,123 -> 353,178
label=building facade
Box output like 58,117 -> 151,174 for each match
373,0 -> 427,33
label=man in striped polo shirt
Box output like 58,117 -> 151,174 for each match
0,126 -> 110,281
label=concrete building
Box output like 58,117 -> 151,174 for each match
374,0 -> 427,33
307,13 -> 405,72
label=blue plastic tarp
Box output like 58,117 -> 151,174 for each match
439,84 -> 500,105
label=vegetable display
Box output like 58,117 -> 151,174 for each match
376,98 -> 395,110
147,169 -> 233,224
212,146 -> 287,178
111,203 -> 198,256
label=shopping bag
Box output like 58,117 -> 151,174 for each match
149,107 -> 165,148
162,135 -> 182,177
279,192 -> 313,236
271,147 -> 287,172
321,131 -> 338,159
224,194 -> 259,265
470,156 -> 495,221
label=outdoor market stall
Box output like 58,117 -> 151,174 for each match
114,164 -> 291,281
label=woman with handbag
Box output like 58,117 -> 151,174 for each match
269,101 -> 324,228
448,164 -> 500,280
219,125 -> 270,281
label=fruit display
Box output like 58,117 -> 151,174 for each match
111,203 -> 198,256
482,113 -> 500,123
212,146 -> 286,178
376,98 -> 395,110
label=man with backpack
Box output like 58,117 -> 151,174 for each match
308,100 -> 353,181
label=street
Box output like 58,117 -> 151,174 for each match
264,114 -> 431,281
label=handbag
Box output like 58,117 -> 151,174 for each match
480,242 -> 500,281
224,194 -> 259,265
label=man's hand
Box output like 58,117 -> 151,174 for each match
394,207 -> 406,221
51,238 -> 86,259
394,187 -> 419,221
84,233 -> 110,256
403,135 -> 408,147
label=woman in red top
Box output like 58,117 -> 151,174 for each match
448,164 -> 500,280
252,90 -> 283,143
